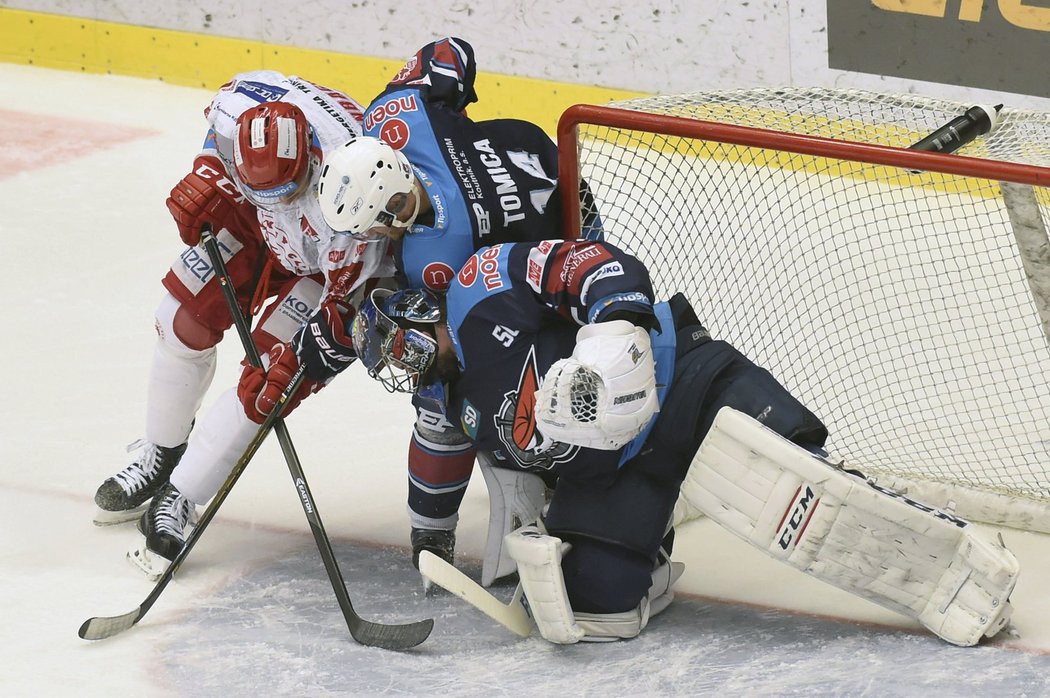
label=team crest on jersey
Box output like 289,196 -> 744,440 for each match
493,346 -> 578,470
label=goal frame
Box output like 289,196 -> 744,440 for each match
557,103 -> 1050,232
555,101 -> 1050,533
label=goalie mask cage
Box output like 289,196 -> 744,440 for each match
557,88 -> 1050,533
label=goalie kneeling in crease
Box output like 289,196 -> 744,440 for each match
347,238 -> 1019,646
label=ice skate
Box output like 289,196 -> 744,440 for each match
127,483 -> 197,581
94,440 -> 187,525
412,527 -> 455,593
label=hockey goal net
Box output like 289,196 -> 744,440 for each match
557,87 -> 1050,533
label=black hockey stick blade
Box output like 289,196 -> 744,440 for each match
78,606 -> 144,640
349,615 -> 434,650
77,597 -> 434,647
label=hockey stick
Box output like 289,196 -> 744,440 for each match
79,226 -> 433,650
79,364 -> 307,641
418,551 -> 531,637
197,225 -> 433,649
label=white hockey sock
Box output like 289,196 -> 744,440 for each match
145,295 -> 217,447
169,388 -> 256,505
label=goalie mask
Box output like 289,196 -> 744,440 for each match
317,136 -> 419,239
233,102 -> 318,206
351,288 -> 442,393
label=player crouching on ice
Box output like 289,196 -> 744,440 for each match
262,237 -> 1017,645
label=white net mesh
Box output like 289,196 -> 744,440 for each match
569,369 -> 601,424
565,87 -> 1050,530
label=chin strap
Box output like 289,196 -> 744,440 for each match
388,181 -> 422,230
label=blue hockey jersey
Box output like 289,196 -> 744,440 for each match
436,239 -> 677,480
361,37 -> 601,292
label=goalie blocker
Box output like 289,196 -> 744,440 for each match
682,407 -> 1019,646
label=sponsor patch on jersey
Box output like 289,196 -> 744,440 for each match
458,254 -> 480,287
423,262 -> 455,291
527,259 -> 543,290
554,243 -> 612,296
526,242 -> 555,293
234,81 -> 289,103
364,94 -> 420,131
390,55 -> 421,85
172,228 -> 245,294
478,245 -> 504,292
579,261 -> 624,304
257,279 -> 323,342
380,118 -> 411,150
460,399 -> 480,440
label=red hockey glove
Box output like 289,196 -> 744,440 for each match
237,342 -> 323,424
166,155 -> 253,246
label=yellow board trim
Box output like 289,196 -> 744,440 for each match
0,7 -> 645,135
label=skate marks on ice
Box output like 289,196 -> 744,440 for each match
159,542 -> 1050,698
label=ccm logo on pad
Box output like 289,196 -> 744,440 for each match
775,485 -> 819,552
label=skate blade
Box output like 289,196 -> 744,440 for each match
93,503 -> 148,527
421,573 -> 450,597
126,539 -> 170,582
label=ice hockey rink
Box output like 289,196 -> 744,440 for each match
3,62 -> 1050,697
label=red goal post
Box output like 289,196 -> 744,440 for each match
556,89 -> 1050,532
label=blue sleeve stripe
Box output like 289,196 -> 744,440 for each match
618,301 -> 676,466
587,292 -> 654,323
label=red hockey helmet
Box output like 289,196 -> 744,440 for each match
233,102 -> 316,206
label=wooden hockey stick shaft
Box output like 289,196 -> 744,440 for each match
418,551 -> 532,637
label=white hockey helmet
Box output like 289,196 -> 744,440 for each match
317,136 -> 418,239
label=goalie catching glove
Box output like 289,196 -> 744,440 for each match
535,320 -> 658,450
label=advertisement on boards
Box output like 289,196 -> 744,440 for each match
828,1 -> 1050,99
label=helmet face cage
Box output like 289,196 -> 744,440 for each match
351,289 -> 440,394
233,102 -> 317,207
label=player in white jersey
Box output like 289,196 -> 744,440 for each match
91,71 -> 394,575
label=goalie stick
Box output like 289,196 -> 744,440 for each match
418,551 -> 532,637
79,225 -> 434,650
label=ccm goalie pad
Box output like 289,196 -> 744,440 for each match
681,407 -> 1019,646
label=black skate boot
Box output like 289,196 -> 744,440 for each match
127,483 -> 197,579
94,440 -> 188,525
411,527 -> 456,569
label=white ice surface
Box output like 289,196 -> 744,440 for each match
2,64 -> 1049,697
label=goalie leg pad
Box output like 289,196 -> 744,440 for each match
478,455 -> 548,586
506,525 -> 686,644
681,407 -> 1019,646
505,525 -> 585,644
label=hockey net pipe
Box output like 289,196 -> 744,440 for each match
556,88 -> 1050,533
